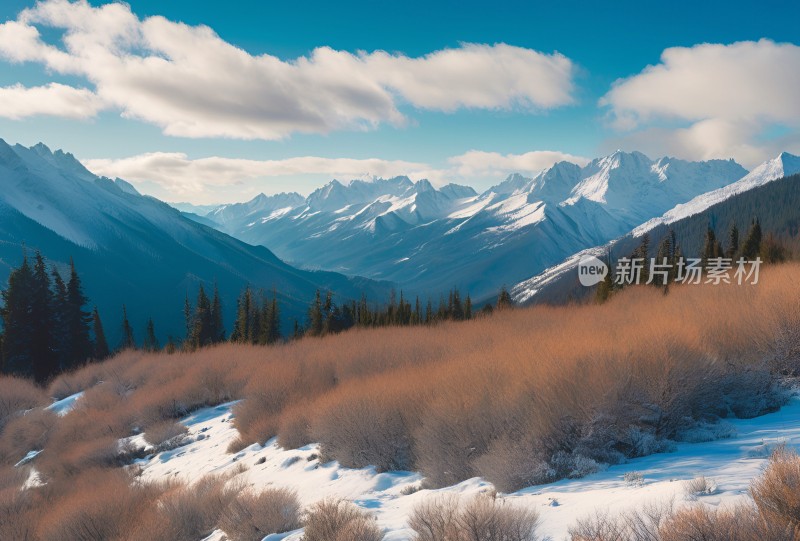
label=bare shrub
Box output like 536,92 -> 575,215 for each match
409,495 -> 541,541
751,445 -> 800,526
0,376 -> 48,431
0,407 -> 57,466
302,498 -> 383,541
408,496 -> 461,541
155,475 -> 242,541
569,501 -> 671,541
683,476 -> 717,499
458,495 -> 541,541
624,471 -> 645,487
143,419 -> 188,451
219,487 -> 301,541
36,468 -> 161,541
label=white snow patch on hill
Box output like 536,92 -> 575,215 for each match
131,395 -> 800,541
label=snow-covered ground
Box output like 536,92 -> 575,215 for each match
131,395 -> 800,541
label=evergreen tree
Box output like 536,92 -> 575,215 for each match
30,252 -> 56,383
0,256 -> 34,377
265,292 -> 280,344
143,318 -> 159,351
210,284 -> 225,343
120,305 -> 135,350
726,223 -> 739,259
497,286 -> 513,310
760,232 -> 787,264
191,285 -> 213,348
231,286 -> 253,343
50,267 -> 69,370
635,233 -> 651,284
741,218 -> 762,260
183,294 -> 192,344
701,226 -> 718,267
464,294 -> 472,320
307,290 -> 323,336
92,307 -> 110,360
64,259 -> 93,369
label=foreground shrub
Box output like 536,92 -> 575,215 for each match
303,498 -> 383,541
143,419 -> 189,451
0,407 -> 57,466
409,494 -> 541,541
219,487 -> 302,541
36,468 -> 161,541
751,445 -> 800,526
0,376 -> 48,432
154,475 -> 241,541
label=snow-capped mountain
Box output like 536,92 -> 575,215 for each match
194,151 -> 747,302
511,152 -> 800,304
0,140 -> 392,345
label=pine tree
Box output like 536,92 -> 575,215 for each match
210,284 -> 225,343
231,286 -> 253,344
726,223 -> 739,259
30,252 -> 56,383
183,294 -> 192,344
92,307 -> 110,360
497,287 -> 513,310
0,256 -> 34,377
191,285 -> 213,348
50,267 -> 69,370
120,305 -> 135,350
701,226 -> 718,267
265,292 -> 280,344
143,318 -> 159,351
307,290 -> 323,336
741,218 -> 762,260
464,294 -> 472,320
64,259 -> 93,369
635,234 -> 651,284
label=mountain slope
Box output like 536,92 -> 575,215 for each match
193,152 -> 747,302
0,140 -> 392,345
511,153 -> 800,304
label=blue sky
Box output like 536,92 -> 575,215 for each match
0,0 -> 798,203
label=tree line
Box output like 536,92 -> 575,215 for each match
596,216 -> 789,302
1,251 -> 517,382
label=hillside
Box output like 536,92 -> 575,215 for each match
0,141 -> 392,345
2,262 -> 799,540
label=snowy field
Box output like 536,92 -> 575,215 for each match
83,392 -> 800,541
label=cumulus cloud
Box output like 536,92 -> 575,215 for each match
82,153 -> 431,194
0,0 -> 576,139
601,39 -> 800,167
0,83 -> 105,119
447,150 -> 590,178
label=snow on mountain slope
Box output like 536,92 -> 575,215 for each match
198,152 -> 746,302
130,393 -> 800,541
510,152 -> 800,305
632,152 -> 800,237
0,140 -> 392,344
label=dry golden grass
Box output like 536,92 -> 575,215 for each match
218,487 -> 302,541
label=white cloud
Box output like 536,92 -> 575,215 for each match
82,148 -> 589,203
0,82 -> 105,119
82,153 -> 430,194
0,0 -> 576,139
447,150 -> 590,178
601,40 -> 800,167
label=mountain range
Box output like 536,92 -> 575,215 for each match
0,140 -> 392,345
188,151 -> 753,302
510,152 -> 800,304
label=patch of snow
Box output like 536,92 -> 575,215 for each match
130,394 -> 800,541
46,391 -> 84,416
